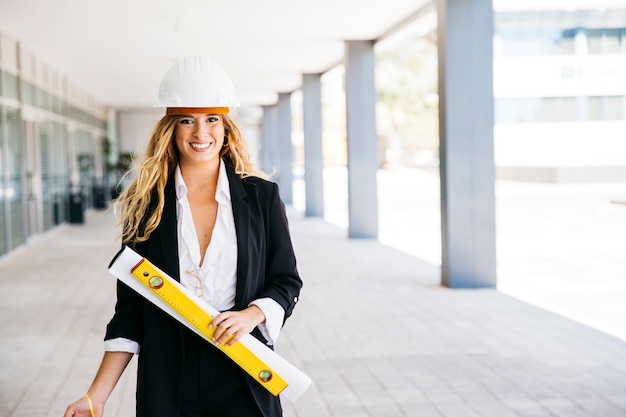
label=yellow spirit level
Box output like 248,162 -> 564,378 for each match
108,246 -> 311,401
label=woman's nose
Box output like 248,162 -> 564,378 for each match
194,121 -> 208,137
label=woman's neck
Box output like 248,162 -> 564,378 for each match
179,158 -> 221,192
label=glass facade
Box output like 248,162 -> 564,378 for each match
0,107 -> 5,255
5,107 -> 24,251
0,36 -> 108,258
77,129 -> 95,210
496,95 -> 625,123
494,9 -> 626,125
496,10 -> 626,56
39,120 -> 70,231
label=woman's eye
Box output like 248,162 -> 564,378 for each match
180,119 -> 194,125
207,116 -> 219,123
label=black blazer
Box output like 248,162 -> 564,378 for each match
105,160 -> 302,417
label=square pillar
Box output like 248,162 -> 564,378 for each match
277,92 -> 293,205
261,105 -> 277,176
302,73 -> 324,217
345,40 -> 379,238
437,0 -> 496,288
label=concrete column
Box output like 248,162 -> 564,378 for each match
574,27 -> 589,55
573,28 -> 591,122
345,40 -> 378,238
277,93 -> 293,205
106,108 -> 118,168
302,73 -> 324,217
261,105 -> 277,176
437,0 -> 496,288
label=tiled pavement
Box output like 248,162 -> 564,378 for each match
1,209 -> 625,417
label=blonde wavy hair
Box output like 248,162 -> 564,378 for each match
115,114 -> 266,244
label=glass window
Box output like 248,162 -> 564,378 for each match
0,106 -> 6,256
40,89 -> 52,112
51,121 -> 68,224
605,29 -> 622,53
35,86 -> 45,109
588,96 -> 605,120
6,107 -> 24,249
606,96 -> 624,120
495,97 -> 615,123
2,71 -> 19,100
588,29 -> 604,54
586,28 -> 625,54
20,81 -> 34,106
39,121 -> 53,231
560,97 -> 578,122
77,130 -> 95,209
560,30 -> 576,54
541,98 -> 559,122
496,98 -> 543,123
496,29 -> 563,56
51,96 -> 62,115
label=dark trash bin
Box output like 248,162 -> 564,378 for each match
93,185 -> 107,209
69,192 -> 85,224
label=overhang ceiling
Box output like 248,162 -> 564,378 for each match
0,0 -> 432,109
0,0 -> 621,110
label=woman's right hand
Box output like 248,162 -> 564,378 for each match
63,395 -> 103,417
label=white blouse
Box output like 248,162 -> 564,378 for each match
176,161 -> 238,312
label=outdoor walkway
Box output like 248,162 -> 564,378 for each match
1,209 -> 625,417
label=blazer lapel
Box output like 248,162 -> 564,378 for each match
225,162 -> 251,309
157,179 -> 181,282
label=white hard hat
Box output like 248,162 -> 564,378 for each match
155,56 -> 239,114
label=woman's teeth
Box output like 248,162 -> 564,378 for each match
190,142 -> 211,149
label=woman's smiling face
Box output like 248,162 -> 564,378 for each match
174,113 -> 225,167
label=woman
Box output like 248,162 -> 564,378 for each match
64,57 -> 302,417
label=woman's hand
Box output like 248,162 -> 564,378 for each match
63,351 -> 133,417
210,306 -> 266,346
63,394 -> 103,417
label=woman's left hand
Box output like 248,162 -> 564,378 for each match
210,306 -> 266,346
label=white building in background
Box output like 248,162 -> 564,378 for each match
493,5 -> 626,182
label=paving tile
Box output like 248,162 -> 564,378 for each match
1,209 -> 626,417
